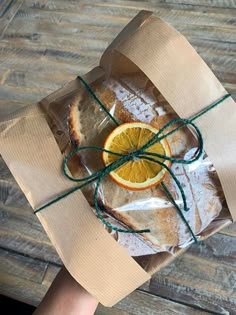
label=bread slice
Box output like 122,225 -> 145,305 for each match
68,73 -> 223,251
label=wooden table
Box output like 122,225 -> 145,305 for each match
0,1 -> 235,314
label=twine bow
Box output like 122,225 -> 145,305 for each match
35,75 -> 231,244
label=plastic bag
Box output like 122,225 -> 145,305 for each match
44,69 -> 230,257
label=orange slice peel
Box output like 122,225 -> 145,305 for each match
102,122 -> 171,190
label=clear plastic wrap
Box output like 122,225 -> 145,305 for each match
43,69 -> 232,257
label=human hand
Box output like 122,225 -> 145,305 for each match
33,266 -> 98,315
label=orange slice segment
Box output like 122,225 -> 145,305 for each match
102,122 -> 171,190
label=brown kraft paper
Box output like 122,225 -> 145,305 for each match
0,11 -> 235,306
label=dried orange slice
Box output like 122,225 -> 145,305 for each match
102,122 -> 171,190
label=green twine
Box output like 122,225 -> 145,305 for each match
34,74 -> 231,244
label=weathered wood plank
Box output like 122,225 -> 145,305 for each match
96,307 -> 130,315
3,18 -> 121,39
0,264 -> 49,306
80,3 -> 236,28
220,222 -> 236,237
114,290 -> 212,315
0,38 -> 234,91
188,233 -> 236,268
213,71 -> 236,87
4,7 -> 236,53
0,84 -> 51,103
0,251 -> 59,306
14,6 -> 236,29
0,253 -> 210,315
0,42 -> 99,75
150,251 -> 236,314
153,0 -> 236,9
5,69 -> 76,91
0,57 -> 90,81
0,247 -> 48,284
4,21 -> 236,53
23,0 -> 236,16
1,11 -> 235,87
4,20 -> 236,52
0,37 -> 234,73
197,51 -> 236,75
0,0 -> 24,36
0,100 -> 27,119
0,204 -> 61,265
0,250 -> 211,314
0,0 -> 14,18
0,179 -> 29,209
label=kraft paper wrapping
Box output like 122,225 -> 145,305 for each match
0,107 -> 150,306
0,11 -> 235,306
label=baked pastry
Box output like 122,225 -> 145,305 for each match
68,73 -> 223,254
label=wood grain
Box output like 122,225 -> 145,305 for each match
5,69 -> 76,91
150,251 -> 236,314
0,100 -> 27,118
0,248 -> 211,314
220,222 -> 236,237
0,247 -> 47,283
0,204 -> 61,264
21,1 -> 236,22
1,1 -> 235,101
96,307 -> 130,315
0,0 -> 235,313
0,0 -> 24,36
112,290 -> 212,315
188,233 -> 236,267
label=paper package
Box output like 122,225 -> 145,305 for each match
0,11 -> 235,306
